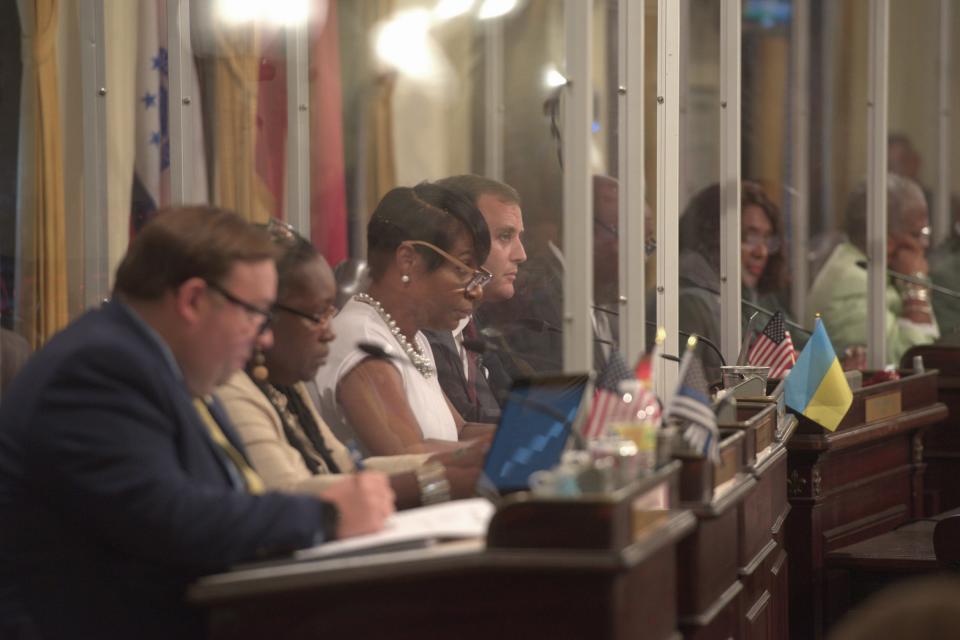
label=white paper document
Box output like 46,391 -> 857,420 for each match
294,498 -> 495,561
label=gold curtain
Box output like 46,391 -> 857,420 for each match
20,0 -> 68,349
361,0 -> 396,216
210,23 -> 268,223
830,0 -> 869,229
365,72 -> 396,210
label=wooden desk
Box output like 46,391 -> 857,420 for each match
190,469 -> 696,640
785,371 -> 947,639
824,506 -> 960,624
674,430 -> 757,640
721,402 -> 797,640
901,345 -> 960,514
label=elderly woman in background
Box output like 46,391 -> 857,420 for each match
216,222 -> 484,507
315,183 -> 496,456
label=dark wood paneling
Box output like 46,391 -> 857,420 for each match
785,372 -> 946,639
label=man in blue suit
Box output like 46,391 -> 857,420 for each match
0,207 -> 394,639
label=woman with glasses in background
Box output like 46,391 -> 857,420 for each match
215,222 -> 483,507
315,183 -> 496,456
676,181 -> 796,382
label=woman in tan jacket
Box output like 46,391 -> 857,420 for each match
216,221 -> 484,508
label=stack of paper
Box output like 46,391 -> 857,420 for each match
294,498 -> 495,561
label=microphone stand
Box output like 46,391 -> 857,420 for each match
642,320 -> 727,368
855,260 -> 960,300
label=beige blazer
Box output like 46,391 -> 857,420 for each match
216,371 -> 428,494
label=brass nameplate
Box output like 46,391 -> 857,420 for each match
756,413 -> 774,454
632,481 -> 670,540
865,390 -> 902,422
714,444 -> 738,489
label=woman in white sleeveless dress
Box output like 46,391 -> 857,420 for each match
316,183 -> 497,456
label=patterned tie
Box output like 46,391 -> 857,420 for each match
193,397 -> 266,495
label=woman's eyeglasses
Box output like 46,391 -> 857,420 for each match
273,303 -> 337,328
741,232 -> 781,254
264,218 -> 298,242
402,240 -> 493,292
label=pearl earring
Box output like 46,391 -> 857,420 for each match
401,274 -> 411,284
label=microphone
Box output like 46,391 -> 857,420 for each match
462,337 -> 490,355
357,341 -> 433,372
357,341 -> 400,362
518,317 -> 561,334
477,328 -> 681,365
643,320 -> 726,368
463,337 -> 566,370
855,260 -> 960,300
517,317 -> 615,346
740,300 -> 812,336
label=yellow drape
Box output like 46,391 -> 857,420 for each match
20,0 -> 68,349
362,0 -> 396,219
366,72 -> 396,210
210,24 -> 268,224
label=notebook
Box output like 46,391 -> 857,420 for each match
477,373 -> 593,496
293,498 -> 495,561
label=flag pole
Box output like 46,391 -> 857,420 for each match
675,335 -> 699,391
649,327 -> 666,388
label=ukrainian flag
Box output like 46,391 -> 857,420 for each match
784,318 -> 853,431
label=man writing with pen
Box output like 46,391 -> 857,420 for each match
0,207 -> 396,639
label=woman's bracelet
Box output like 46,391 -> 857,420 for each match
416,461 -> 451,506
899,282 -> 931,303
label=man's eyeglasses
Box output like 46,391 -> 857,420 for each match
273,302 -> 337,328
741,232 -> 781,254
402,240 -> 494,292
205,281 -> 273,335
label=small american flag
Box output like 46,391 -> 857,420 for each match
581,351 -> 634,440
747,311 -> 796,379
665,356 -> 719,461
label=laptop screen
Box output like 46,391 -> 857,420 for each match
479,374 -> 591,494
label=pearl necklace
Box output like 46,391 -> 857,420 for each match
354,293 -> 434,378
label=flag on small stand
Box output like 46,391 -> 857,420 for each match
635,327 -> 666,384
784,317 -> 852,432
665,341 -> 719,461
581,350 -> 633,441
632,329 -> 664,427
747,311 -> 796,379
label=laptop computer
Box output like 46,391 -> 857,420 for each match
476,373 -> 593,497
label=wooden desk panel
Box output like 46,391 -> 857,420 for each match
824,506 -> 960,628
191,512 -> 696,640
785,371 -> 947,639
902,345 -> 960,514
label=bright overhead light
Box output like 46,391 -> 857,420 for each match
375,9 -> 437,79
434,0 -> 475,20
544,67 -> 567,88
215,0 -> 311,26
478,0 -> 517,19
217,0 -> 260,24
265,0 -> 310,26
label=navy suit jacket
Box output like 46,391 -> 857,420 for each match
0,301 -> 332,639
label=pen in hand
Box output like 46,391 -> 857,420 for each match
346,439 -> 366,471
